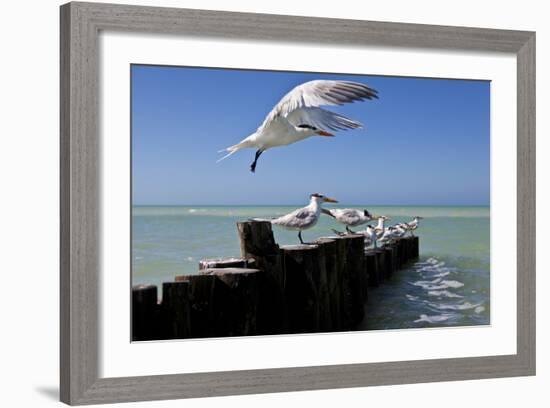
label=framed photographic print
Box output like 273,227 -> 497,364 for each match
60,1 -> 536,405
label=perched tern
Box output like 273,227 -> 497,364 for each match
378,226 -> 402,246
255,193 -> 338,244
374,215 -> 391,234
333,223 -> 379,248
218,80 -> 378,172
393,224 -> 408,238
322,208 -> 373,233
363,224 -> 379,248
404,216 -> 424,236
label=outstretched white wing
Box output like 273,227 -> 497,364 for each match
258,80 -> 378,132
286,107 -> 362,131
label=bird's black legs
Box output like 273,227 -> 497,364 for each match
346,226 -> 357,234
298,231 -> 304,244
250,149 -> 263,173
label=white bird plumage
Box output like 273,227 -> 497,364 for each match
322,208 -> 373,233
255,193 -> 338,244
218,80 -> 378,172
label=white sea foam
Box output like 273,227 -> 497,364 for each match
432,271 -> 451,278
429,301 -> 481,311
411,278 -> 464,291
440,280 -> 465,289
427,290 -> 464,298
406,294 -> 419,301
414,314 -> 454,323
475,306 -> 486,314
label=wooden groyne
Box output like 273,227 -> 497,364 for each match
132,221 -> 419,341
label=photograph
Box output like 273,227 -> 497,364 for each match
131,64 -> 490,341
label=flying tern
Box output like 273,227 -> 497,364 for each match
218,80 -> 378,172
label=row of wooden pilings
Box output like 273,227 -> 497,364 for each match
132,221 -> 419,341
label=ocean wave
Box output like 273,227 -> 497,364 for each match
414,313 -> 455,324
410,278 -> 464,291
427,290 -> 464,298
475,306 -> 485,314
428,301 -> 482,311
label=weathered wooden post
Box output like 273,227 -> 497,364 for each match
182,274 -> 215,338
365,249 -> 380,287
181,268 -> 261,338
397,239 -> 407,267
402,238 -> 410,262
201,268 -> 261,337
383,245 -> 397,279
161,281 -> 191,339
237,221 -> 287,334
199,257 -> 255,270
282,244 -> 324,333
334,235 -> 366,326
411,236 -> 420,259
132,284 -> 159,341
316,237 -> 344,331
374,249 -> 387,284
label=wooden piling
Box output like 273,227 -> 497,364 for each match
383,245 -> 397,279
374,250 -> 386,284
132,284 -> 159,341
411,236 -> 420,259
365,250 -> 380,287
185,274 -> 215,338
331,235 -> 366,326
132,220 -> 421,340
201,268 -> 261,337
316,237 -> 344,331
198,257 -> 255,270
161,281 -> 191,339
237,221 -> 287,334
182,268 -> 261,338
282,244 -> 323,333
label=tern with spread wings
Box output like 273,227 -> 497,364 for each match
218,80 -> 378,172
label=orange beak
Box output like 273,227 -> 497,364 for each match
323,197 -> 338,203
316,130 -> 334,137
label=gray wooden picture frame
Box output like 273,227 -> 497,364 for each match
60,1 -> 536,405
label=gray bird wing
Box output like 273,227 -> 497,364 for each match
272,207 -> 317,230
258,80 -> 378,132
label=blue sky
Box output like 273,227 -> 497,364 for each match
131,65 -> 490,205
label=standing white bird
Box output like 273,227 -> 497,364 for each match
404,216 -> 424,236
322,208 -> 373,233
363,224 -> 379,248
256,193 -> 338,244
374,215 -> 391,234
378,226 -> 402,246
393,223 -> 408,238
218,80 -> 378,172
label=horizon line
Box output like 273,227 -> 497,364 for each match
132,203 -> 490,207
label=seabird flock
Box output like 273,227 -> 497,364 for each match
257,192 -> 424,246
217,79 -> 424,245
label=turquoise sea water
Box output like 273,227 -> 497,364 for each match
132,205 -> 490,330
